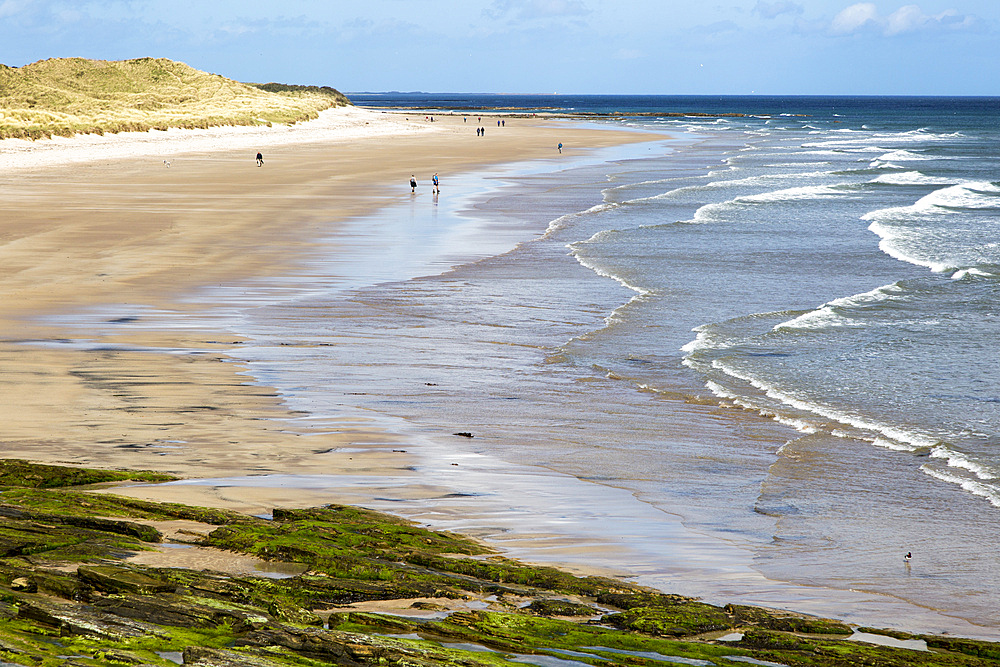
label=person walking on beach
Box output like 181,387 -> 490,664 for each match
432,173 -> 440,194
410,175 -> 417,193
557,143 -> 563,153
256,152 -> 264,167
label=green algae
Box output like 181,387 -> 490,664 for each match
0,459 -> 175,489
0,486 -> 240,525
602,604 -> 733,638
0,459 -> 993,666
525,599 -> 599,617
727,604 -> 852,636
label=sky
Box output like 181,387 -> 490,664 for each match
0,0 -> 997,95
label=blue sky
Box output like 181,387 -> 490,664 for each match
0,1 -> 996,95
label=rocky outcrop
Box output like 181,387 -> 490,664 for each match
0,459 -> 995,667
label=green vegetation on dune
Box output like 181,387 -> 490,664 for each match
0,459 -> 995,666
0,57 -> 350,140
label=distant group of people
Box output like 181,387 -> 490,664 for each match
410,173 -> 440,194
252,115 -> 564,201
475,119 -> 506,136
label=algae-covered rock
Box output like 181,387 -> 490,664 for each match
77,564 -> 176,595
0,459 -> 998,667
18,598 -> 166,640
602,603 -> 733,637
4,566 -> 90,600
526,598 -> 598,617
235,625 -> 369,664
285,572 -> 463,605
0,517 -> 91,557
183,645 -> 288,667
738,627 -> 1000,666
726,603 -> 852,635
92,593 -> 268,629
91,647 -> 150,664
925,636 -> 1000,661
0,506 -> 160,543
0,459 -> 174,488
55,515 -> 162,542
265,599 -> 324,627
327,611 -> 420,634
8,577 -> 34,593
737,627 -> 817,651
596,590 -> 700,609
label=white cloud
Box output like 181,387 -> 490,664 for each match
0,0 -> 28,19
830,3 -> 976,36
830,2 -> 879,34
886,5 -> 929,34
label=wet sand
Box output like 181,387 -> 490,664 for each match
0,107 -> 652,477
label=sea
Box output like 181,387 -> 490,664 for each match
159,95 -> 1000,634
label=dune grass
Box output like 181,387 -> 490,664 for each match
0,57 -> 349,140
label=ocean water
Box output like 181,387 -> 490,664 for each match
130,96 -> 1000,633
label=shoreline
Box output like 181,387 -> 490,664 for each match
1,106 -> 995,642
0,113 -> 665,548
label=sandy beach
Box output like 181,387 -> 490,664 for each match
5,103 -> 997,642
0,105 -> 653,505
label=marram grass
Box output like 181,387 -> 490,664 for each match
0,57 -> 350,140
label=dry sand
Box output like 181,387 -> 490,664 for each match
0,105 -> 654,502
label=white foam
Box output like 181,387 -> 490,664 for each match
930,445 -> 997,480
703,379 -> 817,432
871,171 -> 955,186
868,160 -> 906,170
952,268 -> 996,280
541,202 -> 618,238
642,170 -> 833,205
872,436 -> 919,452
876,149 -> 934,161
863,182 -> 1000,272
920,466 -> 1000,508
865,220 -> 952,273
773,283 -> 902,332
709,359 -> 940,451
569,233 -> 654,298
772,305 -> 857,331
692,184 -> 848,222
766,162 -> 834,168
680,327 -> 715,355
704,379 -> 739,400
740,184 -> 846,203
804,129 -> 959,156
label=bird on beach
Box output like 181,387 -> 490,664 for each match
904,552 -> 912,563
163,160 -> 171,168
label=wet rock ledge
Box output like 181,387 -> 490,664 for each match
0,458 -> 994,666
